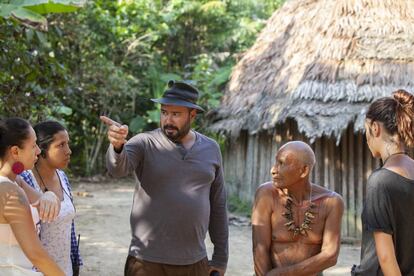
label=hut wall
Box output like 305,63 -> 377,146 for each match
222,119 -> 389,240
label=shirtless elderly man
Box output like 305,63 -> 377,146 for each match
252,141 -> 344,276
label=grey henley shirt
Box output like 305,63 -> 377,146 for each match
106,128 -> 228,268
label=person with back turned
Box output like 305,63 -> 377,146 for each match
353,89 -> 414,275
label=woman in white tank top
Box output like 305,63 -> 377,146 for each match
0,175 -> 42,276
0,117 -> 64,276
20,120 -> 82,276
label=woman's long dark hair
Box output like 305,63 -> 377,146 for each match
366,89 -> 414,148
0,118 -> 31,159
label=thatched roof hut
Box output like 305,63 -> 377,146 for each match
210,0 -> 414,142
209,0 -> 414,240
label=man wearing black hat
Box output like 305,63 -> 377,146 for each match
100,80 -> 228,276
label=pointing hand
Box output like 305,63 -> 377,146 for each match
100,116 -> 129,152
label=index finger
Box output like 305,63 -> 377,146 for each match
100,116 -> 122,127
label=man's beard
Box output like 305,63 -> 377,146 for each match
162,121 -> 191,142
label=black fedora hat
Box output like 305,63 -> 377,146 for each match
151,80 -> 205,112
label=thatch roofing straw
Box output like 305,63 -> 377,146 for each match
208,0 -> 414,142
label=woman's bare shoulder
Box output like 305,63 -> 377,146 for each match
0,181 -> 28,210
0,180 -> 20,196
0,181 -> 22,195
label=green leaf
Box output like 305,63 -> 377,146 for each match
200,1 -> 225,14
11,7 -> 47,27
55,106 -> 73,115
0,1 -> 82,31
159,73 -> 181,83
35,30 -> 51,47
20,0 -> 84,5
207,98 -> 220,108
25,3 -> 82,14
10,0 -> 26,5
1,1 -> 83,21
25,28 -> 34,41
129,116 -> 145,133
210,65 -> 232,86
146,109 -> 159,124
0,4 -> 17,18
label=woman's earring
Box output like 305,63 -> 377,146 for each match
12,162 -> 24,174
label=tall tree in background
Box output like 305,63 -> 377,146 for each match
0,0 -> 284,175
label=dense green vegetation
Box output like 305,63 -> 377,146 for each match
1,0 -> 284,176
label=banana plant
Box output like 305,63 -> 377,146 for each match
0,0 -> 84,30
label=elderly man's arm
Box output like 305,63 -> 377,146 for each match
252,184 -> 274,276
266,195 -> 344,276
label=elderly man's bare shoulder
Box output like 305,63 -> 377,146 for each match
254,182 -> 278,201
253,182 -> 280,216
312,184 -> 344,209
256,181 -> 278,194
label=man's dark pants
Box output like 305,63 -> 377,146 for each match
124,255 -> 209,276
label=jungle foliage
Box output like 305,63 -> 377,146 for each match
0,0 -> 284,175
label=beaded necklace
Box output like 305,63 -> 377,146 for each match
282,189 -> 317,237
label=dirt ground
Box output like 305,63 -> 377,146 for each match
72,180 -> 360,276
